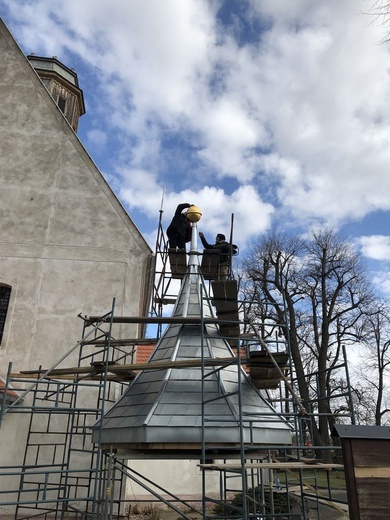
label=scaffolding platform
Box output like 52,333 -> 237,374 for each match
0,208 -> 355,520
248,351 -> 290,390
168,248 -> 187,278
200,249 -> 221,279
211,280 -> 240,346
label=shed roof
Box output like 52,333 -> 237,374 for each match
332,424 -> 390,440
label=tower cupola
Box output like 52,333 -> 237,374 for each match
27,54 -> 85,132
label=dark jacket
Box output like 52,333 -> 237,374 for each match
199,236 -> 231,265
167,203 -> 192,242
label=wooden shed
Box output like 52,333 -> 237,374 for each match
332,424 -> 390,519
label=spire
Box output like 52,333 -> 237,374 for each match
92,220 -> 291,458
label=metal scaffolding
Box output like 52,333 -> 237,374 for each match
0,302 -> 136,518
0,213 -> 354,519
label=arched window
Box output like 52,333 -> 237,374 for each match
0,285 -> 11,345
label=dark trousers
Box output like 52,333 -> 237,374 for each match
167,230 -> 186,249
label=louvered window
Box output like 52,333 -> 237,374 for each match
0,285 -> 11,344
58,96 -> 66,113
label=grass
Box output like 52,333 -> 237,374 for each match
212,470 -> 347,518
280,469 -> 346,490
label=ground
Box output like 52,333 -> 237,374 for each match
130,494 -> 349,520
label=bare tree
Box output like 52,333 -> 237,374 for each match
363,0 -> 390,43
242,229 -> 373,461
356,301 -> 390,425
350,380 -> 377,424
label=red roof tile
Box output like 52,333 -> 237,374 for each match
135,344 -> 156,364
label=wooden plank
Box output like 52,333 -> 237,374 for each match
250,363 -> 289,371
285,454 -> 318,463
212,301 -> 238,313
12,356 -> 239,378
212,280 -> 240,339
215,311 -> 239,321
85,338 -> 157,346
219,325 -> 240,337
211,280 -> 238,300
87,316 -> 225,324
154,298 -> 177,305
341,438 -> 360,520
248,352 -> 289,389
168,248 -> 187,278
249,351 -> 289,362
251,379 -> 282,390
199,462 -> 344,470
350,438 -> 390,466
354,467 -> 390,478
356,478 -> 390,519
26,374 -> 137,382
339,436 -> 390,519
200,249 -> 220,279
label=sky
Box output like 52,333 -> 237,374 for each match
1,0 -> 390,296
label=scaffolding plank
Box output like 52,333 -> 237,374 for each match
250,378 -> 283,390
211,280 -> 238,301
211,301 -> 238,313
12,356 -> 239,378
216,311 -> 239,321
248,351 -> 289,389
200,249 -> 220,279
84,338 -> 157,346
211,280 -> 240,341
199,462 -> 344,470
154,297 -> 177,305
249,351 -> 289,362
168,248 -> 187,278
86,316 -> 223,324
219,324 -> 240,337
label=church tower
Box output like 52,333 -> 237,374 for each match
27,54 -> 85,132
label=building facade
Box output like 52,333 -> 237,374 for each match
0,18 -> 153,513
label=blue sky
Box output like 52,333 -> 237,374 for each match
1,0 -> 390,295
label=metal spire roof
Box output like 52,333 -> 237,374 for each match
92,223 -> 292,458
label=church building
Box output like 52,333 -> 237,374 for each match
0,17 -> 154,513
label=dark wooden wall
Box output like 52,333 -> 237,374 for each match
341,437 -> 390,519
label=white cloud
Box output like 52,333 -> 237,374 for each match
86,129 -> 107,148
372,271 -> 390,298
358,235 -> 390,261
3,0 -> 390,241
118,173 -> 272,244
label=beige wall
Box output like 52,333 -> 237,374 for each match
0,19 -> 153,373
0,19 -> 153,514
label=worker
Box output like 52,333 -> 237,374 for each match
199,232 -> 231,280
166,203 -> 193,249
